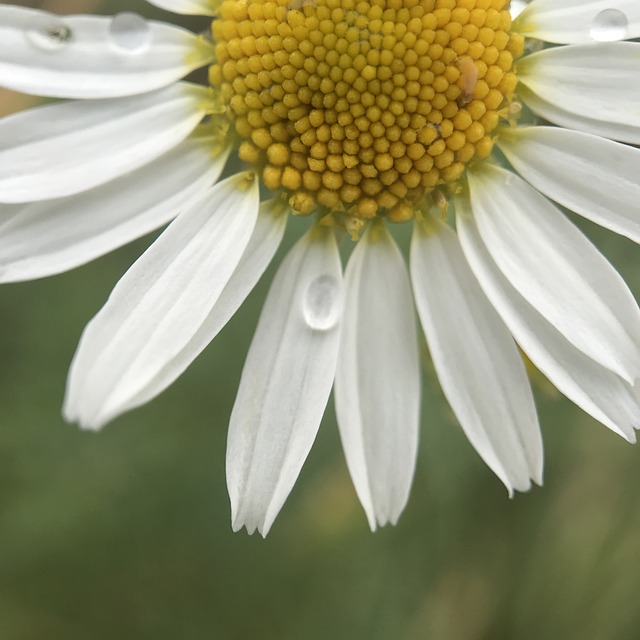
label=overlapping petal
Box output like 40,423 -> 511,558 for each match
0,135 -> 230,282
410,216 -> 543,493
0,6 -> 214,99
103,198 -> 288,419
518,85 -> 640,145
497,126 -> 640,244
63,172 -> 260,430
334,223 -> 420,531
0,83 -> 208,204
467,164 -> 640,383
456,194 -> 639,442
517,42 -> 640,130
227,226 -> 343,537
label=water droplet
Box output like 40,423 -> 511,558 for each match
27,21 -> 73,51
590,8 -> 629,42
109,12 -> 151,53
302,275 -> 341,331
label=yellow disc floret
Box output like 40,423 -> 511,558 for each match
209,0 -> 523,221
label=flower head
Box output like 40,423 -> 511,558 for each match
1,0 -> 640,535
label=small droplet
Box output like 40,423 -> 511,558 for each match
109,12 -> 151,53
302,275 -> 341,331
590,8 -> 629,42
28,21 -> 73,51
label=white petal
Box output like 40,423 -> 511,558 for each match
63,172 -> 260,429
456,195 -> 639,442
410,217 -> 543,493
517,43 -> 640,129
334,223 -> 420,531
0,6 -> 214,99
518,85 -> 640,145
514,0 -> 640,44
95,197 -> 288,419
468,164 -> 640,383
0,205 -> 21,225
0,135 -> 230,282
146,0 -> 217,15
497,126 -> 640,244
0,82 -> 208,203
227,226 -> 343,537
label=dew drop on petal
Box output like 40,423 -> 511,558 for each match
302,275 -> 341,331
590,9 -> 629,41
109,12 -> 151,53
27,20 -> 73,51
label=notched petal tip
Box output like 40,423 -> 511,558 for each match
360,503 -> 402,532
231,520 -> 256,536
231,511 -> 271,538
375,510 -> 401,530
76,420 -> 102,433
63,403 -> 103,432
62,397 -> 109,432
505,473 -> 540,500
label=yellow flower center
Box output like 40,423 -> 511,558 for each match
209,0 -> 523,222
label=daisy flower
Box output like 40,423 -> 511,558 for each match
1,0 -> 640,536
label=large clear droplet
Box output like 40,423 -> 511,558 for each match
27,20 -> 73,51
109,12 -> 151,53
302,275 -> 341,331
590,9 -> 629,42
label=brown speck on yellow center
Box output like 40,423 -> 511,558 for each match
209,0 -> 523,222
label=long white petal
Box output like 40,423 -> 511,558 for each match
99,198 -> 288,419
518,85 -> 640,144
517,43 -> 640,129
63,172 -> 260,429
0,135 -> 230,282
0,82 -> 208,203
518,85 -> 640,145
514,0 -> 640,44
497,126 -> 640,244
468,164 -> 640,383
456,195 -> 639,442
0,6 -> 214,99
227,226 -> 343,537
334,223 -> 420,531
146,0 -> 217,15
410,216 -> 543,493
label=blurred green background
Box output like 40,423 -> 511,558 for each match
2,2 -> 640,639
